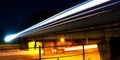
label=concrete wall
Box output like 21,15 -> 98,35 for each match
32,27 -> 120,40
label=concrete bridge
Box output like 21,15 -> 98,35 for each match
4,0 -> 120,60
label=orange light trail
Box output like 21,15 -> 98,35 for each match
65,44 -> 97,51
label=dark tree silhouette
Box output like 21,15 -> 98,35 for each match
16,10 -> 56,32
0,28 -> 4,43
28,10 -> 56,26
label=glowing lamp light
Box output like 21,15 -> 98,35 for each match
60,37 -> 65,42
4,34 -> 18,42
28,41 -> 35,48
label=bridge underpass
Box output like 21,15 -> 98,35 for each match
23,8 -> 120,60
2,0 -> 120,60
25,23 -> 119,60
22,10 -> 120,60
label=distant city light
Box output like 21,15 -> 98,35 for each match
4,34 -> 18,42
4,0 -> 110,42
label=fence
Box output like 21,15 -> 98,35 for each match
0,43 -> 109,60
36,44 -> 101,60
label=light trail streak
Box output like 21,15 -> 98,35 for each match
4,0 -> 110,42
65,44 -> 97,51
17,0 -> 110,35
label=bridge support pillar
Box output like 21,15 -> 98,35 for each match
97,37 -> 111,60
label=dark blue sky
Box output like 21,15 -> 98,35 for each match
0,0 -> 85,34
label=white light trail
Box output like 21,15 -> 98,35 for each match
4,0 -> 110,42
18,0 -> 110,35
4,34 -> 18,42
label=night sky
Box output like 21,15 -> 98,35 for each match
0,0 -> 85,42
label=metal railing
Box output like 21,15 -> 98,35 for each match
0,43 -> 110,60
36,44 -> 101,60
